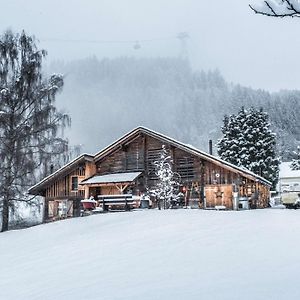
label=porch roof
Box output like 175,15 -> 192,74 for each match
80,172 -> 142,185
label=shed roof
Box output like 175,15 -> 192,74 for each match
80,172 -> 142,185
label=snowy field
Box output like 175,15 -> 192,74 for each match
0,209 -> 300,300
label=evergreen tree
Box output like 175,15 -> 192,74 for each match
290,146 -> 300,170
151,145 -> 181,209
0,30 -> 70,232
217,107 -> 279,186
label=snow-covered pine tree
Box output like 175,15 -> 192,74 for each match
217,107 -> 279,187
290,146 -> 300,170
151,145 -> 181,209
0,30 -> 70,232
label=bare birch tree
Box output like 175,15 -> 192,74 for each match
0,30 -> 70,232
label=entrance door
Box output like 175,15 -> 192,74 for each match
205,185 -> 233,209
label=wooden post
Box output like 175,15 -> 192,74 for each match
200,160 -> 206,209
125,198 -> 130,211
143,135 -> 148,187
43,198 -> 49,222
103,199 -> 107,212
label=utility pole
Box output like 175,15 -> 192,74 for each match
177,32 -> 189,59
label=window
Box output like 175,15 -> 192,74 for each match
71,176 -> 78,191
147,148 -> 163,180
176,156 -> 194,180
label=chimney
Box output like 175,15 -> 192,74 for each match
209,140 -> 213,155
50,164 -> 54,174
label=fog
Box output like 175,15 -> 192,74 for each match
1,0 -> 299,155
1,0 -> 300,90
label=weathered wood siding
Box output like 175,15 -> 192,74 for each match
44,161 -> 95,200
40,131 -> 270,217
43,161 -> 96,221
96,135 -> 144,174
205,185 -> 233,209
95,133 -> 270,209
45,166 -> 85,199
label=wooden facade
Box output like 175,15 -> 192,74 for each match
29,155 -> 95,221
29,127 -> 271,221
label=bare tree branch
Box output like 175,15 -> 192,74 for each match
249,0 -> 300,17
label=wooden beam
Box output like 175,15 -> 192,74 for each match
116,184 -> 129,193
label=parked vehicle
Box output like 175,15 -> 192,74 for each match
281,193 -> 300,209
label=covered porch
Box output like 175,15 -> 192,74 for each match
79,171 -> 143,211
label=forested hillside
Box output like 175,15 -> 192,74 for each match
48,57 -> 300,160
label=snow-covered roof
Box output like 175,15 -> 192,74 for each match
280,162 -> 300,179
28,153 -> 94,194
29,126 -> 272,194
94,126 -> 271,186
80,172 -> 142,185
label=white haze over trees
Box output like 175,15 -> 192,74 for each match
48,56 -> 300,161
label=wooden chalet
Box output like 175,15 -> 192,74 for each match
28,127 -> 271,221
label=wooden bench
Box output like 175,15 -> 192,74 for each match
215,205 -> 227,211
97,194 -> 135,211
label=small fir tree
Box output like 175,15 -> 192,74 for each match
217,107 -> 279,187
290,146 -> 300,170
151,145 -> 181,209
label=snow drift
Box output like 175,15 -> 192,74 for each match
0,209 -> 300,300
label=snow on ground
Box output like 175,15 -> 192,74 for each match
0,209 -> 300,300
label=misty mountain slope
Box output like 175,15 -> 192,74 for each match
49,57 -> 300,158
50,57 -> 192,153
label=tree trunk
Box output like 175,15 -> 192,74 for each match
163,193 -> 167,210
1,197 -> 9,232
43,199 -> 49,222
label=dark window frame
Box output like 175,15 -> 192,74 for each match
71,176 -> 78,191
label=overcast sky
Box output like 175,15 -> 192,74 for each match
1,0 -> 300,91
